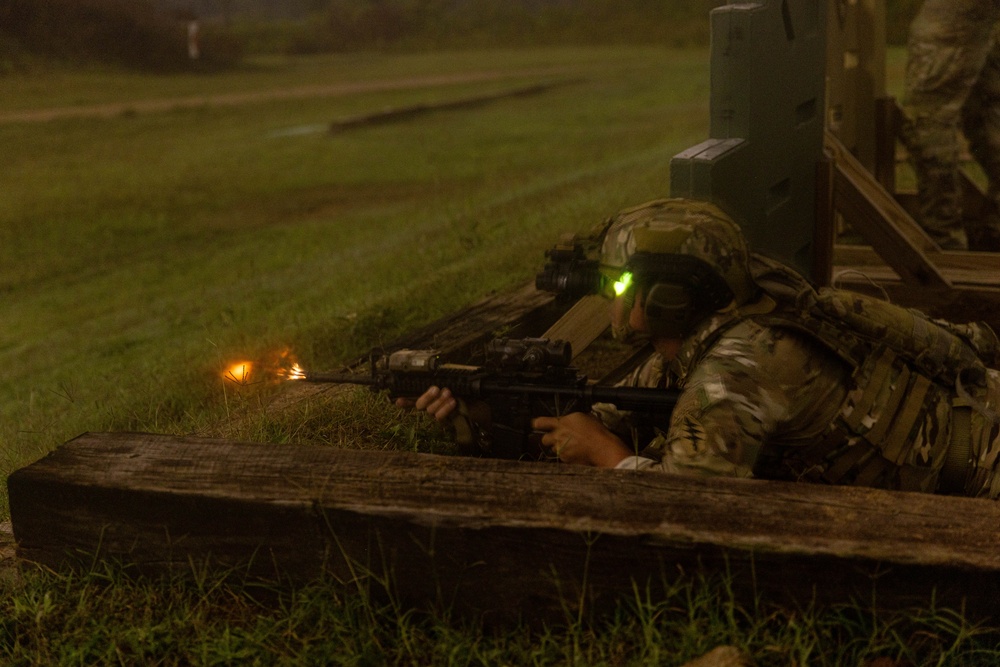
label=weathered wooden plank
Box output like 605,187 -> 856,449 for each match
541,294 -> 609,358
829,273 -> 1000,334
373,281 -> 561,358
825,0 -> 887,177
825,131 -> 952,289
10,432 -> 1000,624
873,96 -> 898,192
830,243 -> 1000,338
813,155 -> 835,286
261,282 -> 565,414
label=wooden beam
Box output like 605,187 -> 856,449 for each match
813,155 -> 835,286
824,0 -> 887,175
830,244 -> 1000,335
240,281 -> 565,419
10,432 -> 1000,624
375,281 -> 559,360
542,294 -> 609,358
834,244 -> 1000,276
825,131 -> 952,289
873,96 -> 898,192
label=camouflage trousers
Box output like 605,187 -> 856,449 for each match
900,0 -> 1000,250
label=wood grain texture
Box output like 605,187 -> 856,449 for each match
10,432 -> 1000,624
826,131 -> 952,289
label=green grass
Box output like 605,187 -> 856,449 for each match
1,46 -> 709,477
2,565 -> 998,665
5,45 -> 1000,663
0,48 -> 658,112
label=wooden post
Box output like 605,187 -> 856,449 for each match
10,432 -> 1000,625
825,0 -> 887,173
873,96 -> 899,193
813,154 -> 835,286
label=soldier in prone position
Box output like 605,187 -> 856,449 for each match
403,198 -> 1000,498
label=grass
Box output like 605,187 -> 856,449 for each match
0,47 -> 661,112
4,45 -> 1000,663
2,564 -> 999,665
1,45 -> 708,477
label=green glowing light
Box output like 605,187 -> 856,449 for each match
613,272 -> 633,296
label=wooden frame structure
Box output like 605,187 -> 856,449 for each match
824,0 -> 1000,325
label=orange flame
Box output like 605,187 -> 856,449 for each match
220,348 -> 305,385
273,348 -> 305,380
223,361 -> 254,385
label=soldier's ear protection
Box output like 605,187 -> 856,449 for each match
627,252 -> 735,338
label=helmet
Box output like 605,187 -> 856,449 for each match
599,198 -> 757,339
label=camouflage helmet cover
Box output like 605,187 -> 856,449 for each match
599,198 -> 757,338
599,198 -> 757,306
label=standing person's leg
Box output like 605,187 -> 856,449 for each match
901,0 -> 1000,249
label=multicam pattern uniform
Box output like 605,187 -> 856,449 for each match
605,258 -> 1000,498
900,0 -> 1000,249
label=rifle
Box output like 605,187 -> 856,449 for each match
296,337 -> 679,460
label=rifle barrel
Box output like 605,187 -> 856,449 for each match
300,372 -> 374,385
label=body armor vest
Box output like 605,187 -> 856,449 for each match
672,256 -> 1000,494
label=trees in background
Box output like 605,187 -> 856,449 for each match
287,0 -> 726,53
0,0 -> 921,71
0,0 -> 241,70
278,0 -> 922,55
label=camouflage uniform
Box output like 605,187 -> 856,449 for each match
605,317 -> 849,478
605,256 -> 1000,498
900,0 -> 1000,250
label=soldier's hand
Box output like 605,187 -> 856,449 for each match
396,386 -> 491,425
396,387 -> 492,448
532,412 -> 631,467
395,386 -> 457,422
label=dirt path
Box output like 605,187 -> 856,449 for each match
0,67 -> 571,124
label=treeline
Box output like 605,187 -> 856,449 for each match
279,0 -> 727,53
250,0 -> 924,55
0,0 -> 242,71
0,0 -> 924,72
